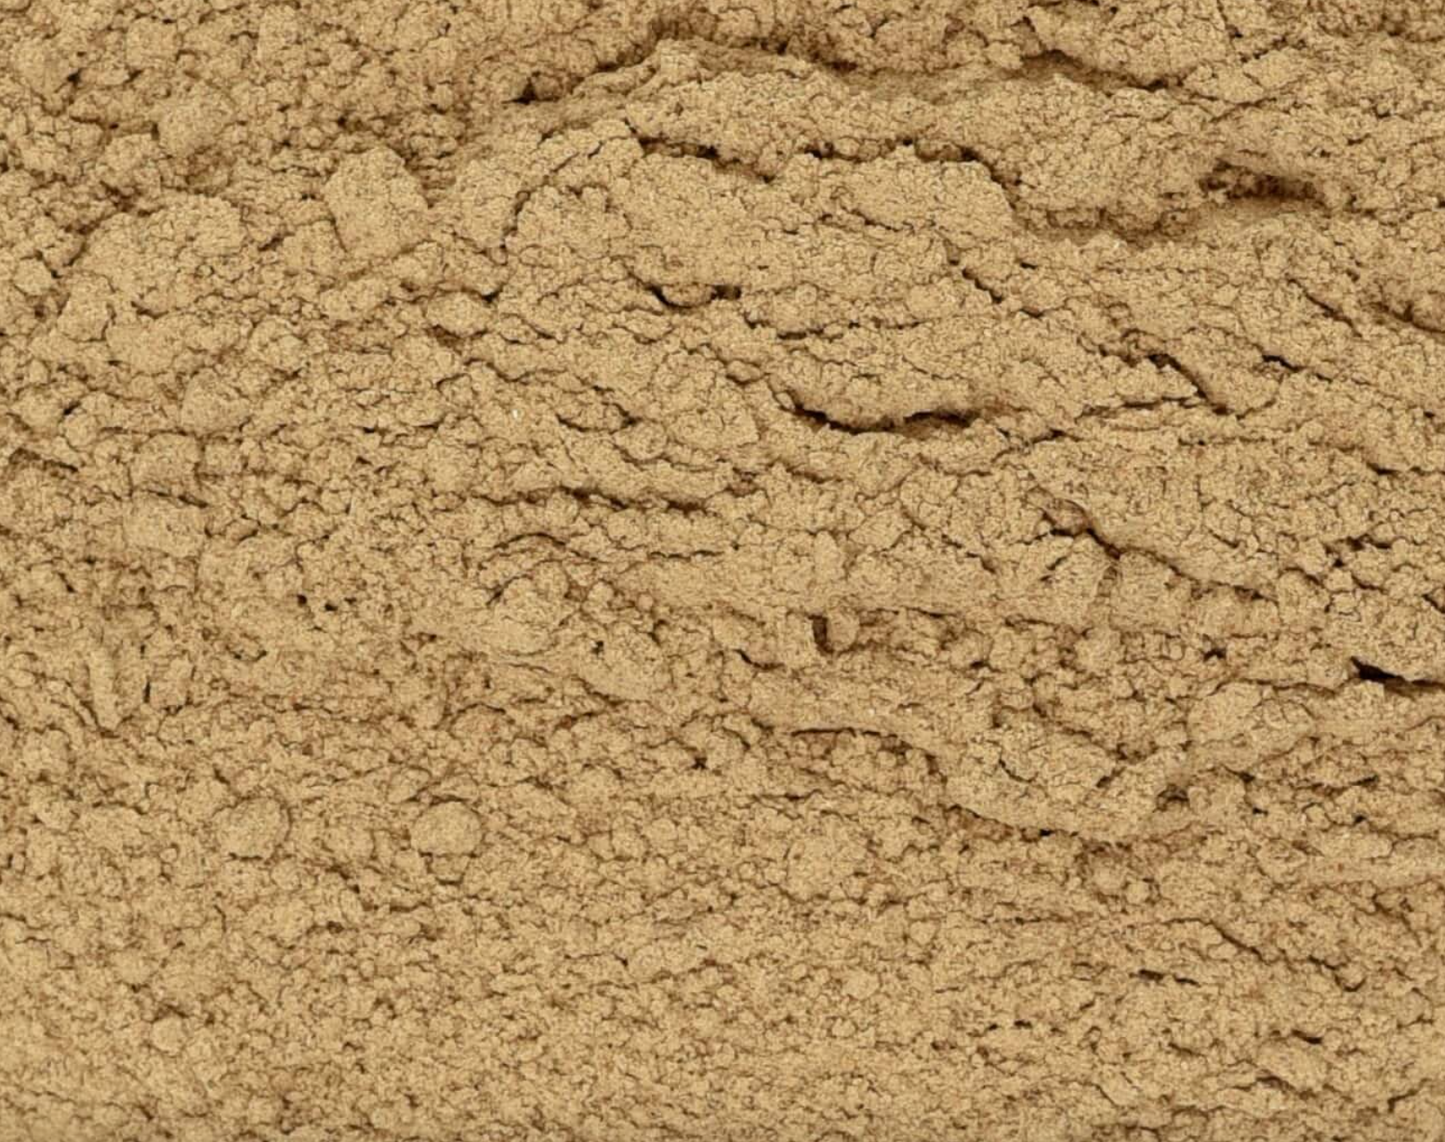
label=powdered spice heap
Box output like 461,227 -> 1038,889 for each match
3,1 -> 1445,1140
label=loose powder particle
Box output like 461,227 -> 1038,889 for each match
3,2 -> 1445,1140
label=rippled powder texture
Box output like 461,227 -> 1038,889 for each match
4,2 -> 1445,1140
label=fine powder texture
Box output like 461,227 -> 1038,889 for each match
4,2 -> 1445,1140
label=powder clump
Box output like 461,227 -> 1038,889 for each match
323,146 -> 430,263
217,798 -> 288,861
411,802 -> 483,856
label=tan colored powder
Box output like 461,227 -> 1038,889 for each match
3,1 -> 1445,1139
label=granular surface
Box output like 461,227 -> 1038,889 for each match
3,2 -> 1445,1139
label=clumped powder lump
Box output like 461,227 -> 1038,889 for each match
3,1 -> 1445,1139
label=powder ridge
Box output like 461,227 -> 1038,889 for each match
3,1 -> 1445,1140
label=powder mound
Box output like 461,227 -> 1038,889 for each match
8,1 -> 1445,1140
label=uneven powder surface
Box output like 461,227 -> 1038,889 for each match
5,1 -> 1445,1139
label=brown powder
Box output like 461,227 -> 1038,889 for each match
3,1 -> 1445,1139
